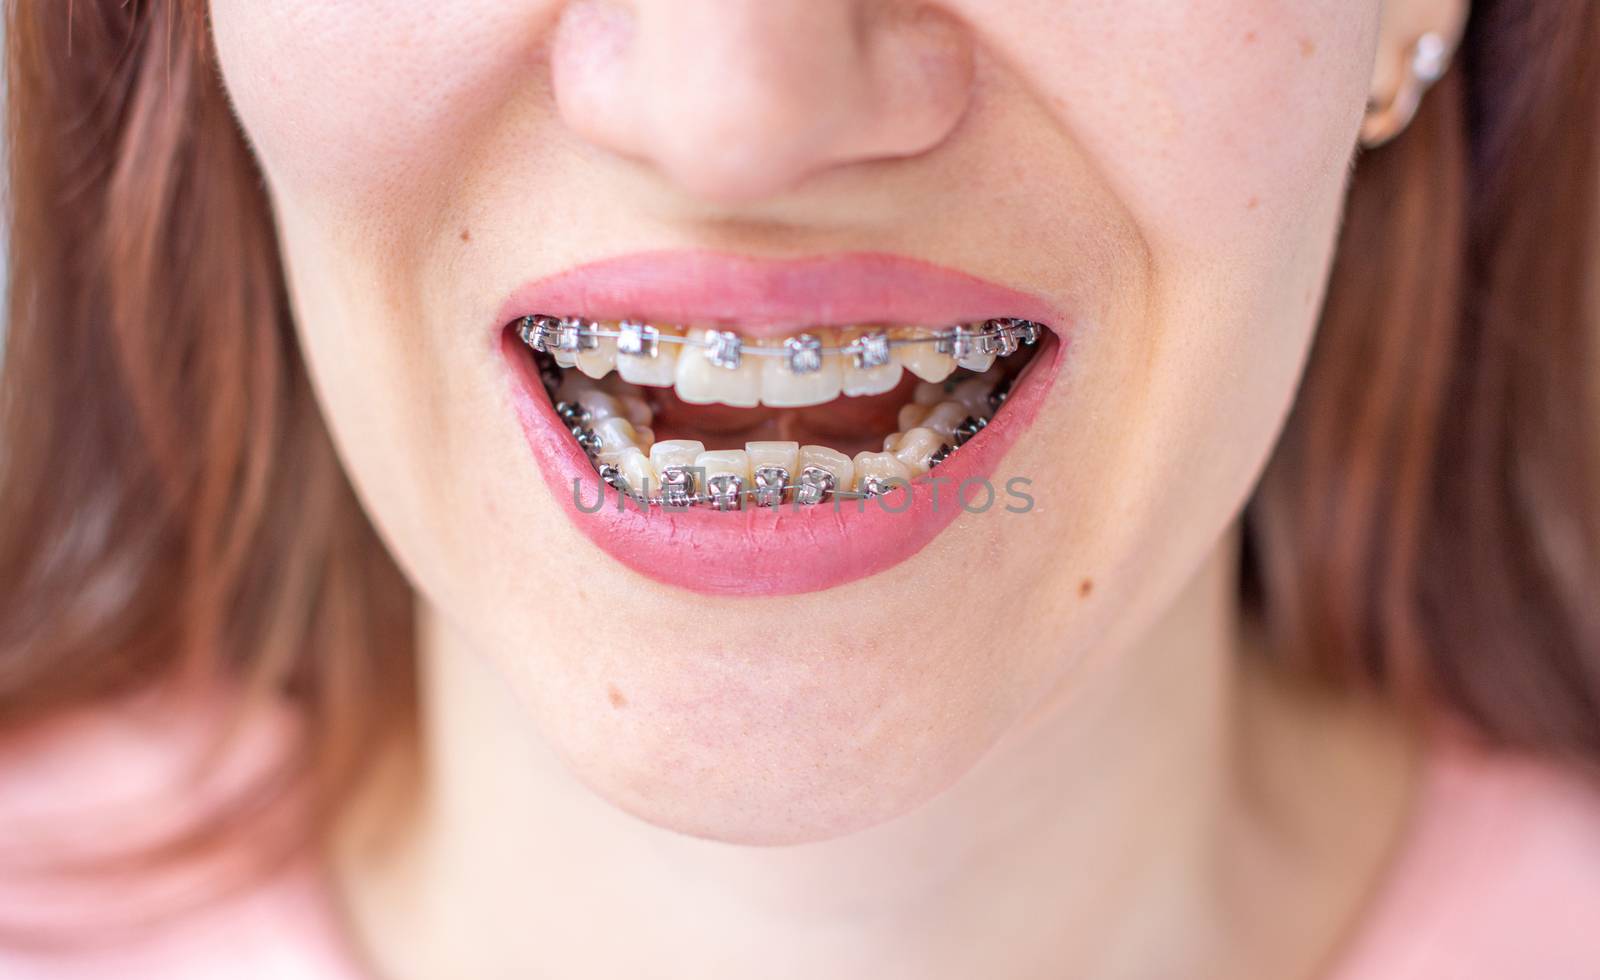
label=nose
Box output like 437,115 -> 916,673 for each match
549,0 -> 974,204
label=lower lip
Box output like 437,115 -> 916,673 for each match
503,334 -> 1064,597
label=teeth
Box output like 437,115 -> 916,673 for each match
676,328 -> 762,407
534,317 -> 1038,397
603,447 -> 656,496
896,334 -> 953,384
576,321 -> 620,379
650,439 -> 705,505
649,439 -> 704,472
696,449 -> 752,511
796,445 -> 853,503
947,377 -> 997,417
888,427 -> 947,474
917,401 -> 973,440
532,316 -> 1038,509
956,345 -> 997,374
840,327 -> 904,397
573,390 -> 624,422
619,394 -> 654,428
898,403 -> 932,431
695,449 -> 752,481
616,325 -> 681,388
746,440 -> 800,475
911,376 -> 997,413
552,377 -> 655,432
746,441 -> 799,507
592,417 -> 653,458
896,340 -> 957,384
851,452 -> 915,496
761,332 -> 844,407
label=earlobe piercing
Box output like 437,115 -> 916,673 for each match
1360,31 -> 1455,149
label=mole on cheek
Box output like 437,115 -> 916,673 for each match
608,684 -> 628,708
1079,578 -> 1094,598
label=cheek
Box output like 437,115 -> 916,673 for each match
208,0 -> 554,223
969,2 -> 1379,654
1008,0 -> 1377,250
1027,2 -> 1380,406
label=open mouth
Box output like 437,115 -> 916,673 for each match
512,316 -> 1046,509
497,251 -> 1065,596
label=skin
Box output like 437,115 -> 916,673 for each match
207,0 -> 1464,976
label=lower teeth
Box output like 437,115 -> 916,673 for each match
527,321 -> 1038,509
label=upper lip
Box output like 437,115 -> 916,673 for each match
496,250 -> 1062,338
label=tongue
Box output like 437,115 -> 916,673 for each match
648,374 -> 918,454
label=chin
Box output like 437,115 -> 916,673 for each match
516,630 -> 1015,846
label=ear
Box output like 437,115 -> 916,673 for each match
1369,0 -> 1469,106
1361,0 -> 1469,146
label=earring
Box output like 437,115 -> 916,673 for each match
1360,32 -> 1455,149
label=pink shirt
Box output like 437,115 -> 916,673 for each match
2,699 -> 1598,979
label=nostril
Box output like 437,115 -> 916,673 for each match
549,0 -> 974,205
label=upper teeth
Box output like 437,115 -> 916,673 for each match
518,316 -> 1041,410
527,316 -> 1039,509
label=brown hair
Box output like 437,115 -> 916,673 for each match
0,0 -> 1596,884
1250,1 -> 1600,764
0,0 -> 413,890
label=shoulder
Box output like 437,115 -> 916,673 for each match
0,692 -> 364,979
1329,726 -> 1600,979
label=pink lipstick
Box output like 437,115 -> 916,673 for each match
498,250 -> 1066,596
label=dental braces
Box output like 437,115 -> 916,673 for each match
591,462 -> 952,511
518,315 -> 1042,371
594,472 -> 883,510
566,397 -> 991,510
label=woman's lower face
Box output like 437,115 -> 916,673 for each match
211,0 -> 1379,843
